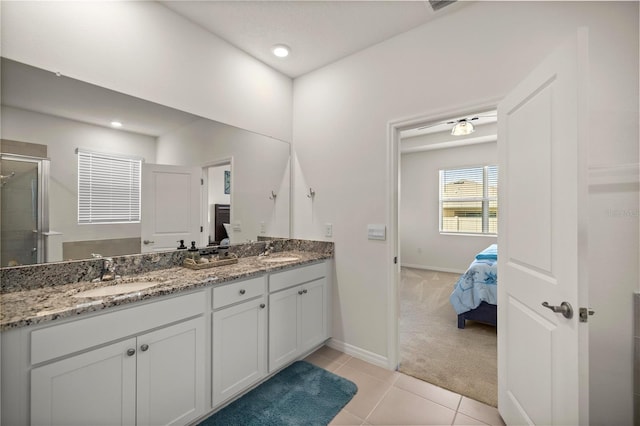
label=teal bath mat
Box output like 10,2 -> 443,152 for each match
198,361 -> 357,426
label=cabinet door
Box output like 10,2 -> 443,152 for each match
268,286 -> 300,372
31,338 -> 137,426
136,316 -> 205,426
212,297 -> 267,406
299,277 -> 327,353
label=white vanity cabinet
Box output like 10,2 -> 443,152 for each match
212,275 -> 267,407
268,262 -> 329,372
28,291 -> 207,426
31,338 -> 137,426
1,257 -> 333,426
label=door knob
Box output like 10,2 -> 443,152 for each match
542,301 -> 573,319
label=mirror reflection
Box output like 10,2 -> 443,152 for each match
0,58 -> 291,267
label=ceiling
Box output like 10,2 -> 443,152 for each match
2,1 -> 472,138
2,58 -> 200,137
160,1 -> 469,78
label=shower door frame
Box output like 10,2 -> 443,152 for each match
0,153 -> 51,265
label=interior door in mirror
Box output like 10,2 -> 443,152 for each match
141,164 -> 201,253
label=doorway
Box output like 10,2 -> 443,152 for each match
204,160 -> 232,246
390,104 -> 499,406
0,153 -> 50,266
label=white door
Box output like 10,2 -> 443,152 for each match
268,286 -> 300,372
31,338 -> 137,426
136,317 -> 206,426
141,164 -> 201,253
212,297 -> 267,406
497,30 -> 588,425
299,277 -> 327,352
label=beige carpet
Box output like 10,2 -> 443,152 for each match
399,267 -> 498,407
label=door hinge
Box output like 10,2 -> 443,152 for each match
200,178 -> 204,185
200,226 -> 203,232
394,256 -> 398,264
579,307 -> 595,323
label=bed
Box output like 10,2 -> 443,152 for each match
449,244 -> 498,329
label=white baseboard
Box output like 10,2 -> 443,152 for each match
326,338 -> 390,370
401,263 -> 465,275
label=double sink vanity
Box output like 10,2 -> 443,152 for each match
0,239 -> 333,426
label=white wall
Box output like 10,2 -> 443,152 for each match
1,106 -> 157,255
292,2 -> 638,423
208,164 -> 231,208
156,118 -> 291,243
400,142 -> 497,273
0,1 -> 293,142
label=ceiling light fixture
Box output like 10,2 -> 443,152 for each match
272,44 -> 290,58
110,121 -> 123,128
451,119 -> 474,136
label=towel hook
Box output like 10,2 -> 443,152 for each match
269,190 -> 277,200
307,187 -> 316,199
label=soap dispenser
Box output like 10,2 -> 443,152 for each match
187,241 -> 200,262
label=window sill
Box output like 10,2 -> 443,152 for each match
439,232 -> 497,237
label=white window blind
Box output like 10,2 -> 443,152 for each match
439,165 -> 498,234
77,150 -> 141,224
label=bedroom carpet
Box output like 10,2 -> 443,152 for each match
399,267 -> 498,407
197,361 -> 357,426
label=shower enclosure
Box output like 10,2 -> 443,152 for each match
0,154 -> 50,266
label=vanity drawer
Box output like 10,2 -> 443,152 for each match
213,276 -> 266,310
31,291 -> 205,365
269,262 -> 326,293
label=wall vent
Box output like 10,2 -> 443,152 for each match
428,0 -> 457,11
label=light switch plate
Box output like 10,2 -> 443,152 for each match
260,222 -> 266,234
232,222 -> 242,232
324,223 -> 332,238
367,224 -> 386,241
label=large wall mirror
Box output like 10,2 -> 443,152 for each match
0,58 -> 291,267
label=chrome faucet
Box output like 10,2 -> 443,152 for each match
260,242 -> 275,257
99,257 -> 119,281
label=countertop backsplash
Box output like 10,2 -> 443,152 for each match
0,239 -> 334,294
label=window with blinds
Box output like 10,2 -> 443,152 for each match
439,165 -> 498,234
77,150 -> 141,224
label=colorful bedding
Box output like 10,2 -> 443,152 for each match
449,247 -> 498,315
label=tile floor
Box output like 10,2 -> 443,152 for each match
305,346 -> 505,426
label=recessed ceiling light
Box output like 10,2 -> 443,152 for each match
111,121 -> 123,128
272,44 -> 290,58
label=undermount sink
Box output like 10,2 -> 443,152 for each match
260,256 -> 300,263
72,281 -> 164,298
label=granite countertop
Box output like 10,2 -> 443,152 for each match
0,251 -> 329,332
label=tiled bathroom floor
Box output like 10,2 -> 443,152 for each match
305,346 -> 505,426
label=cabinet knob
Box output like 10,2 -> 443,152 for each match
126,348 -> 136,357
239,289 -> 246,295
298,290 -> 304,295
260,303 -> 266,309
302,289 -> 308,294
140,344 -> 149,352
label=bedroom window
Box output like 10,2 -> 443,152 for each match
77,149 -> 142,224
439,165 -> 497,235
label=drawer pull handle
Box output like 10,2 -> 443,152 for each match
260,303 -> 266,309
127,348 -> 136,357
239,289 -> 246,295
140,344 -> 149,352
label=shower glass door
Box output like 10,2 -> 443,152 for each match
0,154 -> 49,266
